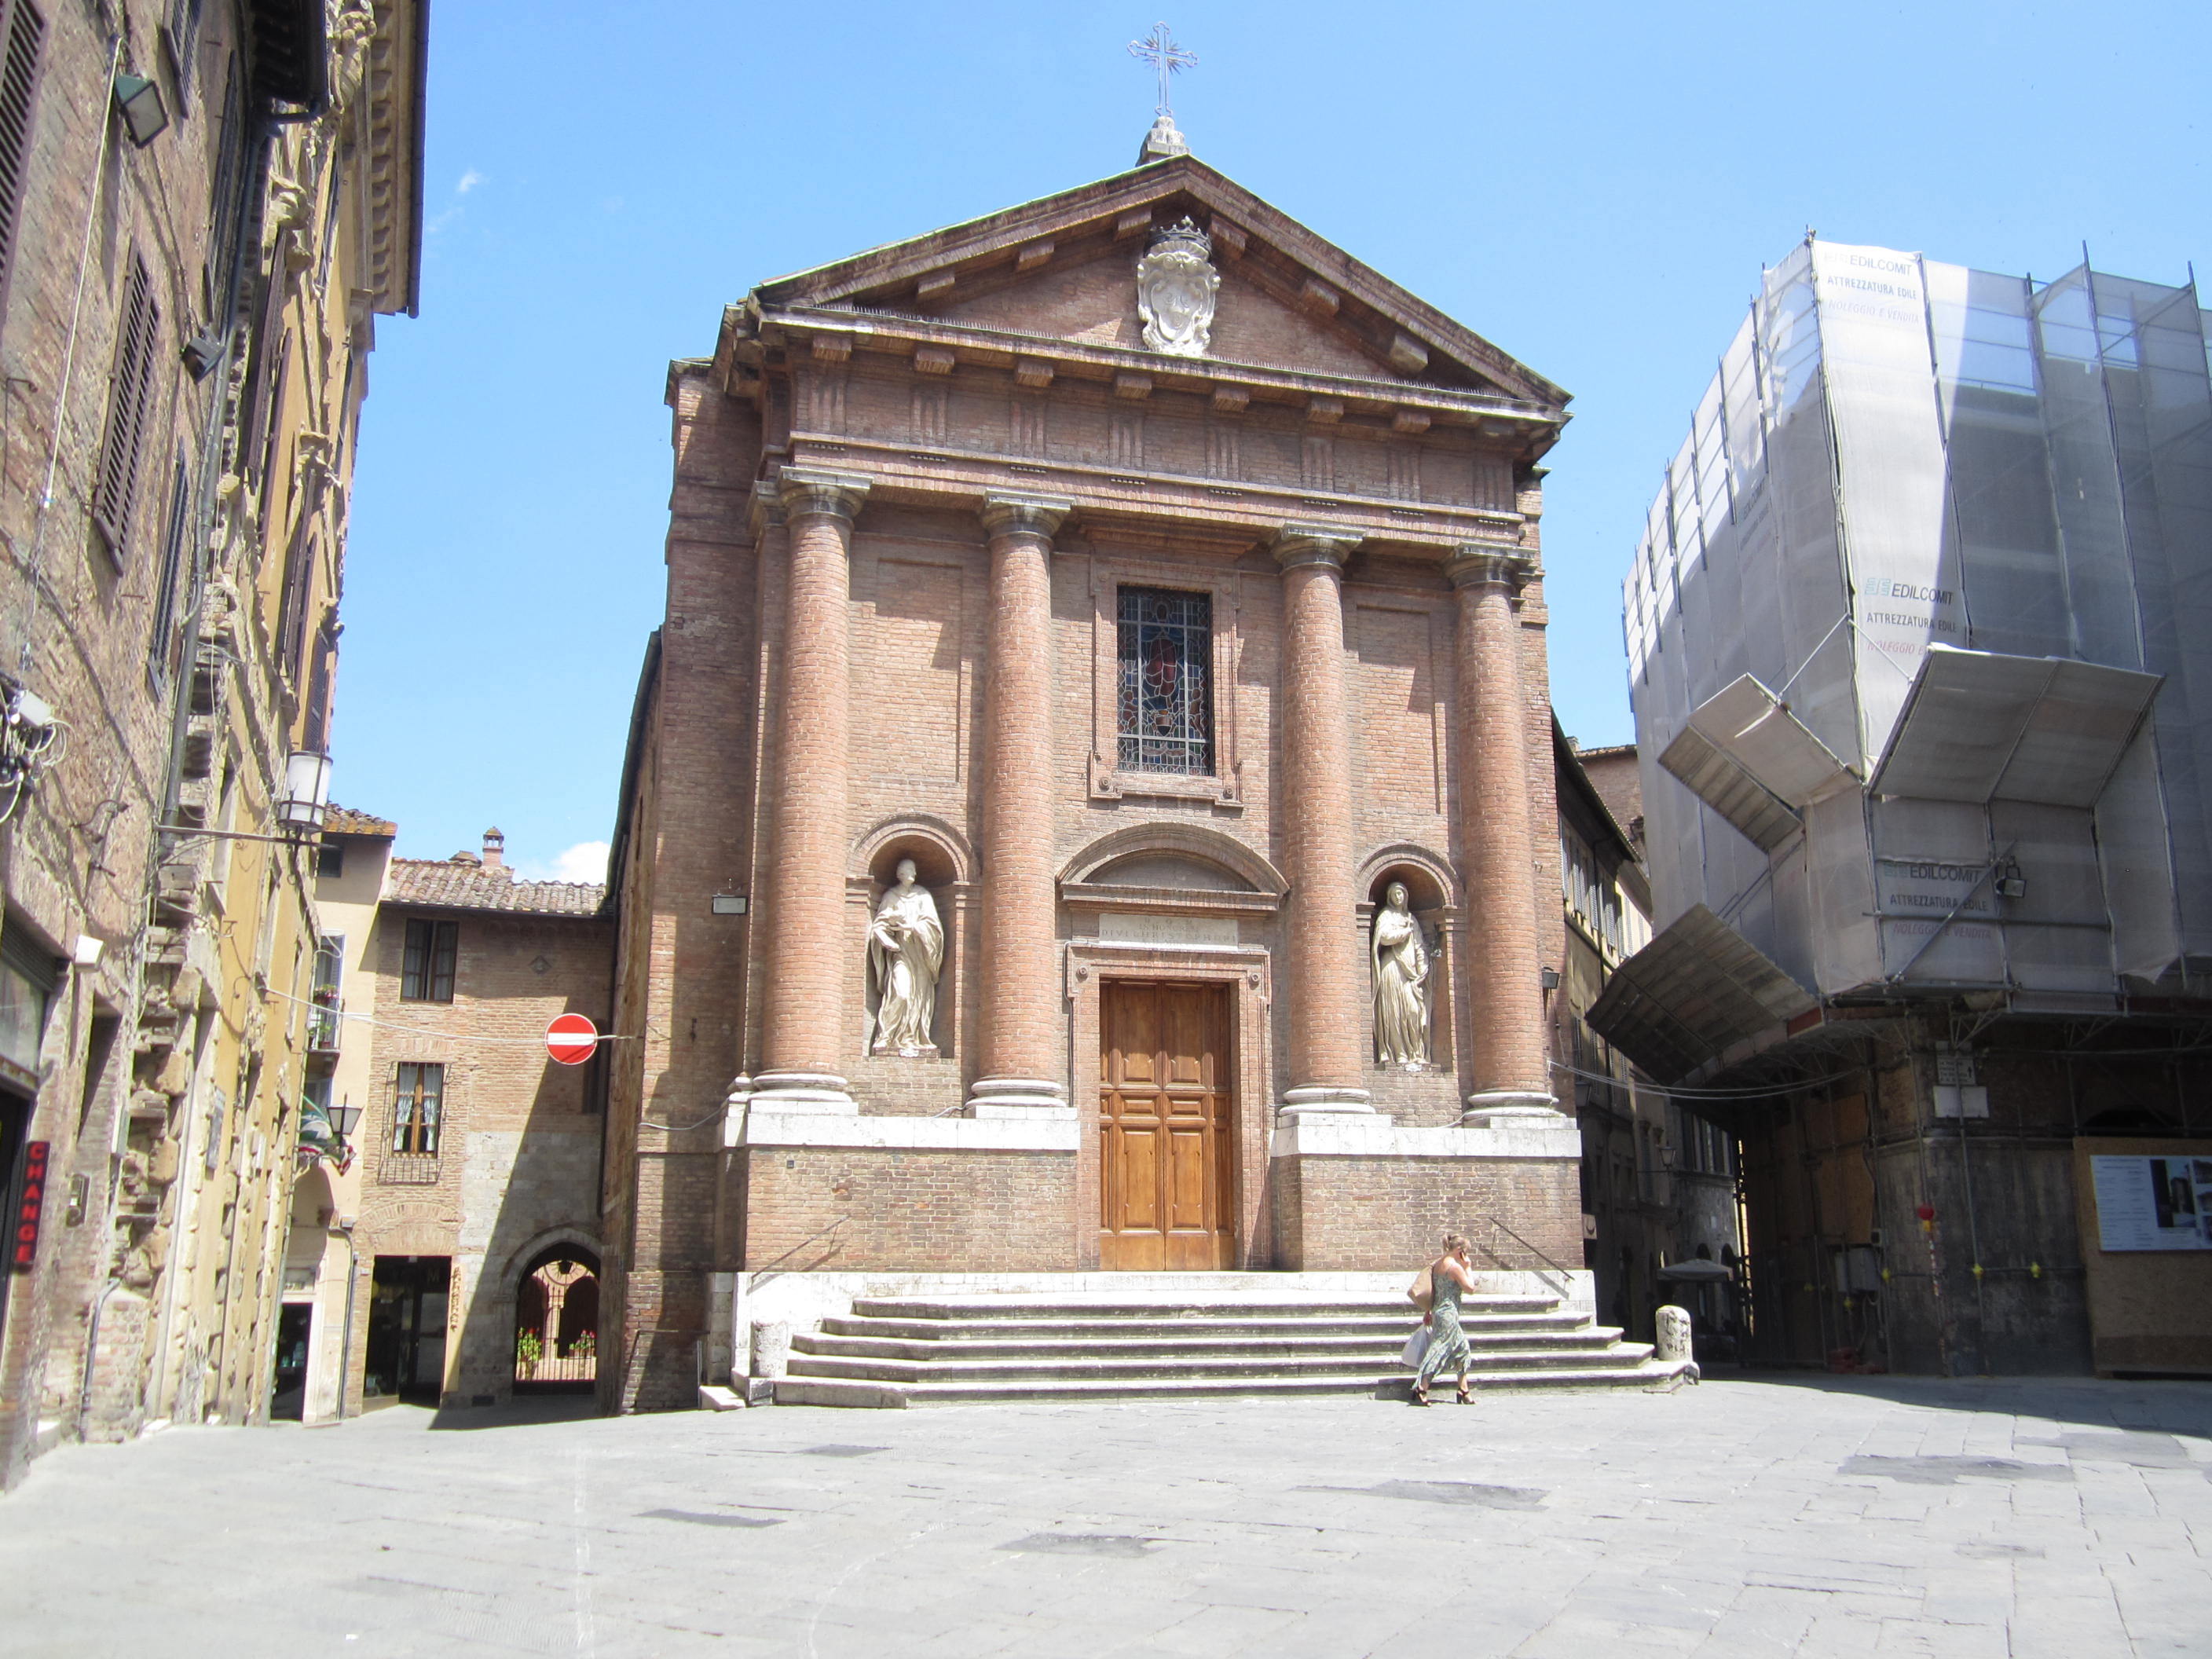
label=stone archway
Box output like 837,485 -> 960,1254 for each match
513,1242 -> 602,1393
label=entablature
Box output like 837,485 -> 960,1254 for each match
734,305 -> 1561,459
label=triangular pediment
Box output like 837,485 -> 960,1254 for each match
749,156 -> 1566,410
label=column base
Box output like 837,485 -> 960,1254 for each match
1460,1090 -> 1566,1127
963,1077 -> 1075,1119
749,1071 -> 858,1114
1276,1085 -> 1377,1120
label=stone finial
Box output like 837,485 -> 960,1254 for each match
1137,111 -> 1189,165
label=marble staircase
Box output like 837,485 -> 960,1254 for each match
773,1288 -> 1691,1408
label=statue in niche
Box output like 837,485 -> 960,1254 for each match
1372,881 -> 1433,1069
866,858 -> 943,1058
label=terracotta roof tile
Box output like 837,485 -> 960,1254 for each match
324,804 -> 397,837
386,858 -> 604,917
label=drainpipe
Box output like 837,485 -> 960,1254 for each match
331,1221 -> 356,1421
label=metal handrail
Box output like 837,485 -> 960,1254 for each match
1478,1214 -> 1575,1299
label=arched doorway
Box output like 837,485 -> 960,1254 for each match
514,1245 -> 600,1393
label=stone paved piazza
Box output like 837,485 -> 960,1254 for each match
1,1377 -> 2205,1656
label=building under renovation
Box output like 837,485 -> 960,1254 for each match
1601,240 -> 2212,1377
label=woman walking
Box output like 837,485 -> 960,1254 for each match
1412,1234 -> 1478,1405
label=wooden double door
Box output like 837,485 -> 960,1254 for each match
1099,981 -> 1236,1270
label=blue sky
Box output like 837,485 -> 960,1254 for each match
341,0 -> 2212,877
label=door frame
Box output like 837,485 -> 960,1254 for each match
1065,939 -> 1274,1270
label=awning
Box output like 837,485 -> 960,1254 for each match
1657,1260 -> 1736,1284
1868,646 -> 2163,807
1585,904 -> 1818,1083
1658,675 -> 1853,852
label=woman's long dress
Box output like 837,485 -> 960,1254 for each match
1415,1265 -> 1471,1386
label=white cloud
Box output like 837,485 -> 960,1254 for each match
515,840 -> 610,885
549,840 -> 610,884
456,168 -> 486,195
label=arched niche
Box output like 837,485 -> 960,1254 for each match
1357,842 -> 1460,913
1358,841 -> 1459,1075
851,814 -> 973,888
850,815 -> 966,1063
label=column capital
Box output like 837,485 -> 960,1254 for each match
777,467 -> 872,524
1445,545 -> 1532,591
1272,523 -> 1361,572
980,495 -> 1072,541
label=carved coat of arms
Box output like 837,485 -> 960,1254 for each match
1136,218 -> 1219,357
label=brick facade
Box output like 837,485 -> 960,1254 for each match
345,856 -> 611,1412
603,152 -> 1577,1404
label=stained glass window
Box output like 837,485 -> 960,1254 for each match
1117,587 -> 1213,774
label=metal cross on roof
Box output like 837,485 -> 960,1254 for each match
1128,22 -> 1196,117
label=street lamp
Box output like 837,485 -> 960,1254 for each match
112,72 -> 169,148
277,749 -> 334,833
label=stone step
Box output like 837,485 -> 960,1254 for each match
795,1325 -> 1628,1363
786,1342 -> 1655,1386
820,1310 -> 1583,1342
775,1364 -> 1687,1409
847,1294 -> 1559,1323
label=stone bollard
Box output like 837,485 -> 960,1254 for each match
1654,1304 -> 1700,1382
750,1320 -> 791,1384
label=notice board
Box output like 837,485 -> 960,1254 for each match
2075,1137 -> 2212,1375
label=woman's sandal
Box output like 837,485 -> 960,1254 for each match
1410,1382 -> 1431,1407
1456,1382 -> 1473,1404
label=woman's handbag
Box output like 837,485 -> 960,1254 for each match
1407,1264 -> 1434,1314
1400,1324 -> 1430,1368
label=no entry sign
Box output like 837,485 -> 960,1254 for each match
546,1013 -> 599,1066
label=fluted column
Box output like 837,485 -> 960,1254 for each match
1448,547 -> 1556,1120
1272,526 -> 1372,1116
966,496 -> 1075,1118
754,467 -> 870,1111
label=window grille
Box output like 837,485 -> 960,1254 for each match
401,918 -> 457,1003
390,1062 -> 442,1155
1115,587 -> 1212,774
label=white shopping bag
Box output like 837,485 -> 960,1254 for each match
1399,1325 -> 1430,1368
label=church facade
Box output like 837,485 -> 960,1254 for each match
599,149 -> 1580,1408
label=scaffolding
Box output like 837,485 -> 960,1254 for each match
1622,240 -> 2212,1032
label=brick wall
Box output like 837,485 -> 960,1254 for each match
1272,1154 -> 1583,1272
740,1148 -> 1077,1273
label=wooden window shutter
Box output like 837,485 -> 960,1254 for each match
0,1 -> 46,307
93,255 -> 161,554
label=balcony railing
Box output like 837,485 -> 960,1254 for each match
378,1152 -> 441,1186
307,997 -> 342,1053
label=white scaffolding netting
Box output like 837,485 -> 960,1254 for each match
1624,239 -> 2212,1005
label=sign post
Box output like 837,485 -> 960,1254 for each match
545,1014 -> 599,1068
